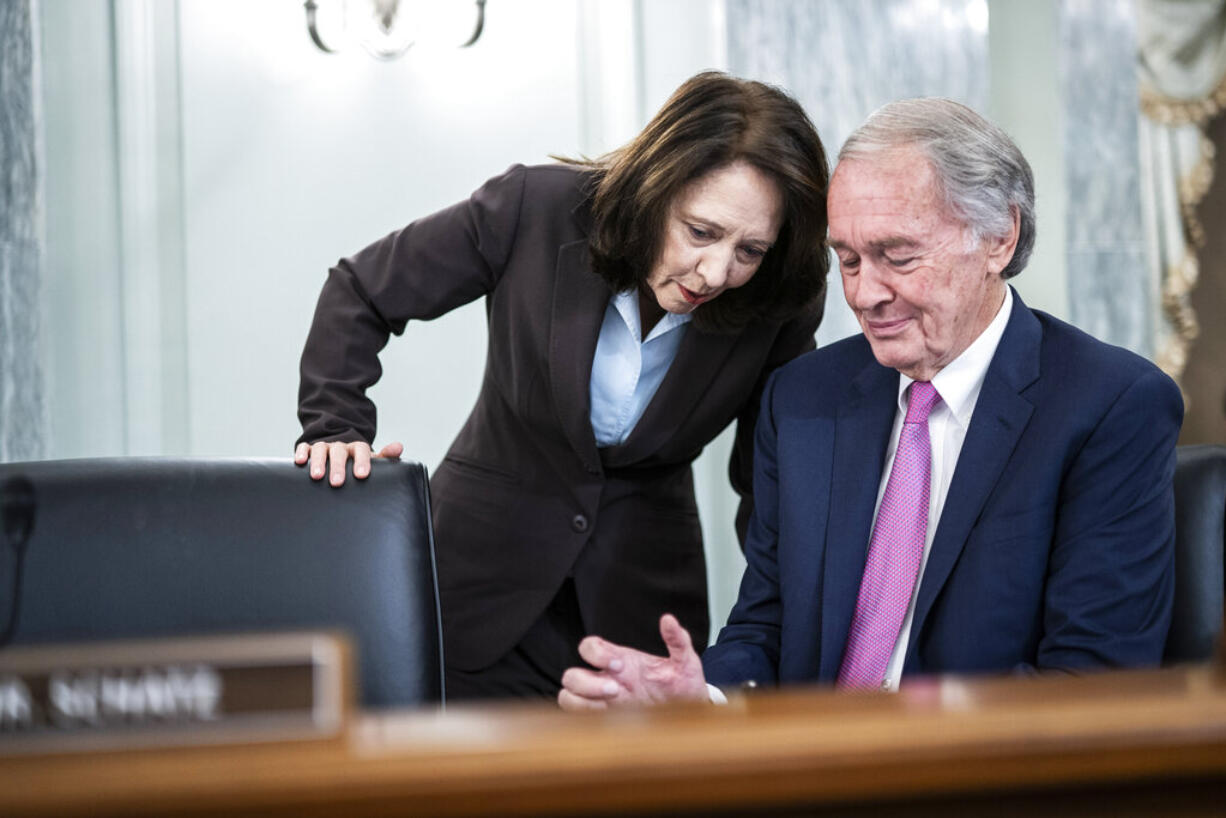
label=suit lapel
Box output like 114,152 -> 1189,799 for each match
818,359 -> 899,679
905,293 -> 1041,664
548,235 -> 611,472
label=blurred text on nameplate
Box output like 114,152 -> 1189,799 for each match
0,631 -> 349,754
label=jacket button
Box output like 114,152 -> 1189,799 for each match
571,514 -> 589,533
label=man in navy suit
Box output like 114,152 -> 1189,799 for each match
558,98 -> 1182,708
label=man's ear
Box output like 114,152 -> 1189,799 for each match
985,205 -> 1021,275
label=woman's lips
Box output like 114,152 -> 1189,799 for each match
678,283 -> 708,305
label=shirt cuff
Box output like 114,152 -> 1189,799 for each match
707,683 -> 728,705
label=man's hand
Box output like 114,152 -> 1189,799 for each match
558,614 -> 709,710
294,440 -> 404,486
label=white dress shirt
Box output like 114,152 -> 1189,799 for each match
589,290 -> 691,447
878,287 -> 1013,690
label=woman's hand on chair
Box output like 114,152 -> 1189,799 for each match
294,440 -> 404,486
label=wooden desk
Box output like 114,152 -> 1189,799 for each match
2,665 -> 1225,816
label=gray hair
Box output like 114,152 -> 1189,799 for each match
839,98 -> 1035,279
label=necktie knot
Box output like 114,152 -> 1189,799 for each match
904,381 -> 941,424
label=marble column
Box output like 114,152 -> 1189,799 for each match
726,0 -> 991,345
0,0 -> 46,462
1060,0 -> 1151,356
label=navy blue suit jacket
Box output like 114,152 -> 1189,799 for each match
703,291 -> 1183,689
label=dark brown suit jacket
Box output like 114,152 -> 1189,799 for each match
299,164 -> 821,670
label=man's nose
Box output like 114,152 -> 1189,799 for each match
847,260 -> 894,309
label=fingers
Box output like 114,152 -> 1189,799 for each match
659,614 -> 696,664
308,442 -> 330,481
300,440 -> 387,484
560,667 -> 621,700
328,441 -> 353,486
558,688 -> 608,712
352,444 -> 373,479
345,441 -> 402,478
376,441 -> 404,460
352,439 -> 400,478
576,636 -> 627,673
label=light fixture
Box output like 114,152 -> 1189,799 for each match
304,0 -> 486,60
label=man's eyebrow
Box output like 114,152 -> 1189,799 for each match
828,237 -> 918,253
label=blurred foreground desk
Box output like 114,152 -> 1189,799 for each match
2,665 -> 1225,817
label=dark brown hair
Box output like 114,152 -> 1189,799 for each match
574,71 -> 829,332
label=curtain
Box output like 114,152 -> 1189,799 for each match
1137,0 -> 1226,385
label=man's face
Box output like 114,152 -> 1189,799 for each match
828,147 -> 1015,382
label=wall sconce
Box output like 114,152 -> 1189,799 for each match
304,0 -> 486,60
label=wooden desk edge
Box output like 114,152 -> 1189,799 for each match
2,664 -> 1224,816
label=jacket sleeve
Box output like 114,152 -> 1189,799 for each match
296,165 -> 529,445
728,305 -> 821,544
1029,366 -> 1183,672
704,367 -> 790,689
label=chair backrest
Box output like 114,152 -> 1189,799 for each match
0,457 -> 443,708
1165,444 -> 1226,664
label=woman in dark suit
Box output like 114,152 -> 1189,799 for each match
294,71 -> 829,700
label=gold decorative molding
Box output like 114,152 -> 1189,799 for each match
1178,131 -> 1217,247
1141,87 -> 1221,388
1156,251 -> 1202,382
1140,71 -> 1226,127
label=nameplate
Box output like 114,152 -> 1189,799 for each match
0,632 -> 348,754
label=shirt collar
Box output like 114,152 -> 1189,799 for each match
611,289 -> 692,343
896,286 -> 1014,425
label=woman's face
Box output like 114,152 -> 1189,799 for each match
646,160 -> 784,315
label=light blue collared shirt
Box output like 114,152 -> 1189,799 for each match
589,290 -> 691,447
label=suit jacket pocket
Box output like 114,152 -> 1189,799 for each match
638,499 -> 701,523
441,453 -> 521,487
968,505 -> 1055,549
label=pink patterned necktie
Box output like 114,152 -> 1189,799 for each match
838,380 -> 942,689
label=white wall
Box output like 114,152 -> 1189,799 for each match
988,0 -> 1068,320
177,0 -> 582,465
41,0 -> 127,459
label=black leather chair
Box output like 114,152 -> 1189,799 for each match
1165,444 -> 1226,664
0,457 -> 443,708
